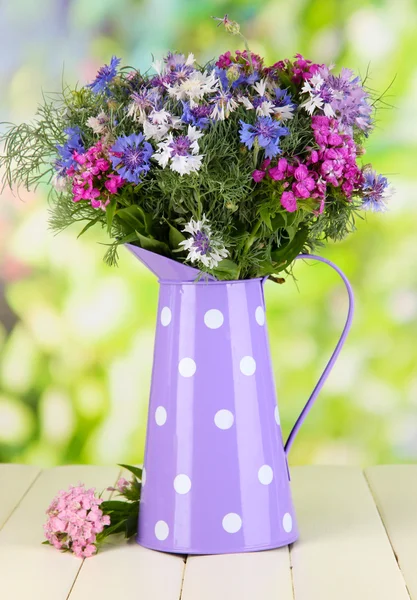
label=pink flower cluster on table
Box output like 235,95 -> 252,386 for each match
44,484 -> 110,558
68,142 -> 124,210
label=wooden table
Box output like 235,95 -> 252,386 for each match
0,464 -> 415,599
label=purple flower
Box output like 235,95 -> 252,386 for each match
181,102 -> 212,129
323,67 -> 373,133
55,127 -> 85,175
361,169 -> 390,212
239,117 -> 289,159
88,56 -> 121,95
110,133 -> 153,184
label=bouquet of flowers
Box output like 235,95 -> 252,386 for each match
0,16 -> 390,280
43,465 -> 141,558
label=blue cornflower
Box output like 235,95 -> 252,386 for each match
88,56 -> 121,95
361,169 -> 390,212
239,117 -> 289,159
232,70 -> 260,88
213,67 -> 229,91
55,127 -> 85,175
110,133 -> 153,185
181,102 -> 212,129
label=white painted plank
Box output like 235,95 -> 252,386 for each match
0,464 -> 41,529
69,538 -> 185,600
181,549 -> 293,600
290,466 -> 409,600
68,464 -> 185,600
365,465 -> 417,599
0,465 -> 119,600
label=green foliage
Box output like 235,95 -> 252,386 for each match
0,38 -> 380,281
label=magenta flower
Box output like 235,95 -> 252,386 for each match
281,191 -> 298,212
252,159 -> 271,182
44,484 -> 110,559
269,158 -> 289,181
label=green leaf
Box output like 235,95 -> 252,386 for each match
212,259 -> 239,280
270,213 -> 286,230
168,224 -> 186,250
115,205 -> 149,234
42,540 -> 51,545
270,226 -> 308,270
118,464 -> 143,480
77,214 -> 102,239
106,196 -> 117,235
135,232 -> 170,256
259,206 -> 272,230
101,500 -> 132,513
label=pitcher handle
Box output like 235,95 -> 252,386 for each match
280,254 -> 355,455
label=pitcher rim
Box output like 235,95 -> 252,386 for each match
158,276 -> 267,286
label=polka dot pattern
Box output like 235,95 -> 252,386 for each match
155,520 -> 169,541
155,406 -> 167,426
240,355 -> 256,376
178,357 -> 197,378
204,309 -> 224,329
222,513 -> 242,534
214,409 -> 234,430
255,306 -> 265,326
145,288 -> 297,551
283,513 -> 293,533
274,406 -> 280,426
174,474 -> 192,495
160,306 -> 172,326
258,465 -> 274,485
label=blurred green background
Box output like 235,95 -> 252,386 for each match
0,0 -> 416,468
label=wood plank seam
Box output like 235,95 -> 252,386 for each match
288,543 -> 296,600
363,470 -> 412,600
178,555 -> 188,600
66,469 -> 122,600
0,468 -> 43,533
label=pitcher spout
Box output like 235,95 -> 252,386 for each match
125,243 -> 213,282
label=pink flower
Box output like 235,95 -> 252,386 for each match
252,159 -> 271,183
105,174 -> 125,194
115,478 -> 130,494
269,158 -> 288,181
216,51 -> 232,69
44,484 -> 110,559
281,191 -> 298,212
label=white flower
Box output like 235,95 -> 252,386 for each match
86,111 -> 109,134
273,104 -> 295,120
52,173 -> 68,192
143,109 -> 182,142
179,216 -> 229,269
166,71 -> 218,107
210,92 -> 239,121
300,76 -> 335,117
152,125 -> 204,175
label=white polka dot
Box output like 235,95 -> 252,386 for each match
155,520 -> 169,541
255,306 -> 265,326
274,406 -> 281,426
283,513 -> 293,533
155,406 -> 167,426
204,308 -> 224,329
240,356 -> 256,376
160,307 -> 171,326
222,513 -> 242,534
174,474 -> 192,495
178,357 -> 196,377
214,409 -> 234,430
258,465 -> 274,485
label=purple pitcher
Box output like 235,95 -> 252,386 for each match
127,244 -> 354,554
